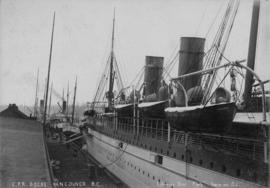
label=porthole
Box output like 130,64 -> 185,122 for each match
236,169 -> 241,177
181,155 -> 184,160
210,162 -> 214,169
253,172 -> 257,182
222,165 -> 226,172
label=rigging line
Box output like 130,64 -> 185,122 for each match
135,71 -> 145,89
114,34 -> 129,87
93,55 -> 111,98
202,0 -> 237,101
164,43 -> 179,70
203,0 -> 233,66
163,52 -> 179,79
114,57 -> 124,89
128,66 -> 144,86
195,3 -> 208,36
92,56 -> 111,102
93,34 -> 113,95
204,66 -> 233,106
101,143 -> 129,168
165,59 -> 178,80
215,45 -> 232,63
205,0 -> 228,38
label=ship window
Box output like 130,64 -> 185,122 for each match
173,152 -> 176,158
138,168 -> 140,172
143,171 -> 145,175
148,173 -> 150,177
158,179 -> 160,183
160,149 -> 163,154
190,157 -> 193,162
155,147 -> 157,152
141,143 -> 143,147
155,155 -> 163,165
145,144 -> 147,149
150,146 -> 152,151
134,166 -> 136,170
153,176 -> 155,180
253,172 -> 257,182
167,151 -> 170,156
222,165 -> 226,172
210,162 -> 214,169
199,160 -> 203,166
236,169 -> 241,177
181,155 -> 184,160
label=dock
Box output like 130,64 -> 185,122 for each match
0,117 -> 53,188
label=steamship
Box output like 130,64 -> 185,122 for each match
81,1 -> 269,187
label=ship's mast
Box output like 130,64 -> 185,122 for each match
71,76 -> 77,125
66,81 -> 69,116
243,0 -> 260,106
48,82 -> 53,117
34,68 -> 39,118
43,12 -> 55,126
108,9 -> 116,110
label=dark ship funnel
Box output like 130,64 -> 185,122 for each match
62,100 -> 67,114
40,99 -> 44,115
144,56 -> 164,101
175,37 -> 205,106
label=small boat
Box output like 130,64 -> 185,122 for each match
165,102 -> 236,133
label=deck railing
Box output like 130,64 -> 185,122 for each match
87,116 -> 267,162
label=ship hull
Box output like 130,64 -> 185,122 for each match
83,128 -> 265,188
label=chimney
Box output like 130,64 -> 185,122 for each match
40,99 -> 44,115
175,37 -> 205,106
144,56 -> 164,98
62,100 -> 67,113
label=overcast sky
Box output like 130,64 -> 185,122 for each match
0,0 -> 269,106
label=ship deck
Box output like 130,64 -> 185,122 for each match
0,117 -> 53,188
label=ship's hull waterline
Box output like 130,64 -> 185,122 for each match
83,128 -> 265,188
